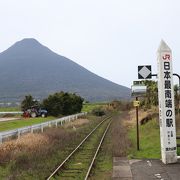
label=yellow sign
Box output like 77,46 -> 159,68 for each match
133,101 -> 140,107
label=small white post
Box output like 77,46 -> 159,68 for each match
18,130 -> 21,138
31,126 -> 34,133
0,135 -> 2,144
48,122 -> 51,127
41,125 -> 44,132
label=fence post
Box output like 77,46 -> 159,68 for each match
55,121 -> 58,127
41,124 -> 44,132
0,135 -> 2,144
49,122 -> 51,127
18,129 -> 21,139
31,126 -> 34,133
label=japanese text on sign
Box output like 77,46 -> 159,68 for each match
160,54 -> 176,150
163,59 -> 174,147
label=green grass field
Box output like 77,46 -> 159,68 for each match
0,116 -> 55,132
0,107 -> 20,112
0,103 -> 105,132
128,118 -> 180,159
82,103 -> 107,112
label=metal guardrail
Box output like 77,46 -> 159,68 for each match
0,112 -> 87,144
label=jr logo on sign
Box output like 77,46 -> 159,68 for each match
163,54 -> 170,60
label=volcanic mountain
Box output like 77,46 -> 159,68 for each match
0,38 -> 131,102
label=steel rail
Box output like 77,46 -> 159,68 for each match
47,116 -> 112,180
84,120 -> 112,180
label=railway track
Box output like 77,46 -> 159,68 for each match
47,116 -> 112,180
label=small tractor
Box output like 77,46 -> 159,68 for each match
23,106 -> 48,118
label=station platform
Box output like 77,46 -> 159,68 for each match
113,157 -> 180,180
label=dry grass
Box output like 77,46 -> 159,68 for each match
111,112 -> 131,157
111,108 -> 157,157
124,107 -> 158,129
139,108 -> 180,134
0,133 -> 51,167
0,133 -> 49,162
64,118 -> 89,128
0,133 -> 48,152
0,118 -> 90,166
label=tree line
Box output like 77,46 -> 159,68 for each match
21,92 -> 84,117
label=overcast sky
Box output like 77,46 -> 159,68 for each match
0,0 -> 180,88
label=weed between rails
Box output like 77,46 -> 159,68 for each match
89,121 -> 113,180
56,118 -> 111,180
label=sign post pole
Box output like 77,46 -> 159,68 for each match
157,40 -> 177,164
136,96 -> 140,151
132,81 -> 146,151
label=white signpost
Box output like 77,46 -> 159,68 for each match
157,40 -> 177,164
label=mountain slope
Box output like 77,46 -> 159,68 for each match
0,38 -> 131,102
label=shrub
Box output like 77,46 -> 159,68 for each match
92,107 -> 105,116
42,92 -> 84,116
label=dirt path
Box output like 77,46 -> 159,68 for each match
0,118 -> 20,122
111,110 -> 137,180
111,111 -> 131,157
